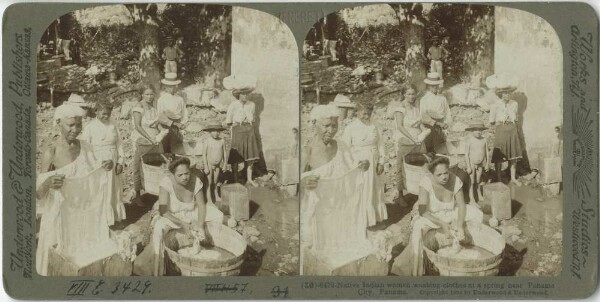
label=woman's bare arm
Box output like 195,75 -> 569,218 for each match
394,111 -> 418,143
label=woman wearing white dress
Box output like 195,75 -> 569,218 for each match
133,157 -> 223,276
80,102 -> 127,223
341,102 -> 387,227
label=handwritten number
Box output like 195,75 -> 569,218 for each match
121,281 -> 132,294
141,280 -> 152,294
92,280 -> 105,295
111,281 -> 121,294
271,286 -> 289,299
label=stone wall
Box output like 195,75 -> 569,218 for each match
231,7 -> 299,163
494,7 -> 563,165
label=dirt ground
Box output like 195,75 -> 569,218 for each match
36,96 -> 299,276
300,58 -> 563,276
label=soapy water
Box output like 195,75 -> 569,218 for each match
178,246 -> 235,261
436,244 -> 495,260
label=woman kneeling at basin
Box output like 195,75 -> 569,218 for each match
391,156 -> 483,276
134,157 -> 223,276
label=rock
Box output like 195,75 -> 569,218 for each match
450,121 -> 469,132
351,65 -> 368,76
243,225 -> 261,237
185,122 -> 205,133
489,217 -> 499,228
250,236 -> 259,243
119,101 -> 137,120
447,84 -> 469,106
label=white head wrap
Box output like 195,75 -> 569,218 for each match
54,103 -> 86,125
309,104 -> 340,122
66,93 -> 91,108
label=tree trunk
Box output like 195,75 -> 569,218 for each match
125,4 -> 161,91
389,4 -> 427,92
404,22 -> 427,92
462,5 -> 494,85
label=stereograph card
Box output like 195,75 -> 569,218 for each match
2,1 -> 598,300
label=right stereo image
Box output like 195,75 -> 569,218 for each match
299,3 -> 563,277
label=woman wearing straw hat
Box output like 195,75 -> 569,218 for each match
157,72 -> 188,154
420,72 -> 452,153
486,75 -> 523,185
224,74 -> 261,186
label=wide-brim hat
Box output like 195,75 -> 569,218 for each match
223,74 -> 257,93
486,74 -> 517,93
161,72 -> 181,85
465,123 -> 488,131
333,94 -> 355,108
203,122 -> 225,131
424,72 -> 444,85
431,35 -> 440,41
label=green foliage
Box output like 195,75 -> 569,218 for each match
159,4 -> 232,85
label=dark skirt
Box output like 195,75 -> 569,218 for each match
423,125 -> 446,153
228,124 -> 260,164
492,123 -> 523,163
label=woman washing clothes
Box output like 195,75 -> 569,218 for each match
391,156 -> 483,276
36,103 -> 115,276
341,102 -> 387,228
388,84 -> 430,207
486,75 -> 523,185
130,84 -> 171,207
133,157 -> 223,276
224,74 -> 261,186
157,73 -> 188,154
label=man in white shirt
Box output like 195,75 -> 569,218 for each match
157,73 -> 188,153
420,72 -> 451,153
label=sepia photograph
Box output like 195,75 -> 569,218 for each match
300,3 -> 563,276
35,4 -> 299,277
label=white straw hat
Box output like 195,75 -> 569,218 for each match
161,73 -> 181,85
423,72 -> 444,85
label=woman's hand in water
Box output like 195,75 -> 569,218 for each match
101,160 -> 114,171
302,175 -> 320,190
358,160 -> 370,171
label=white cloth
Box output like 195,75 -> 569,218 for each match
80,119 -> 127,222
420,91 -> 452,124
342,120 -> 387,226
157,92 -> 188,124
150,176 -> 224,255
301,141 -> 377,272
309,104 -> 340,121
36,141 -> 114,276
54,103 -> 86,124
225,100 -> 255,124
488,99 -> 518,124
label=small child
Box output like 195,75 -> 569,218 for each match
464,123 -> 491,204
202,122 -> 228,203
80,102 -> 127,224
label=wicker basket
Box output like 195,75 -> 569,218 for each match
403,154 -> 430,195
164,223 -> 246,276
141,153 -> 178,196
423,222 -> 505,276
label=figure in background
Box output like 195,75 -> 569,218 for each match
342,102 -> 387,227
388,84 -> 429,206
427,36 -> 448,80
486,78 -> 523,185
224,74 -> 261,186
157,73 -> 188,154
36,103 -> 114,275
464,123 -> 491,205
131,84 -> 171,207
332,94 -> 356,132
80,102 -> 127,223
162,37 -> 183,74
391,156 -> 483,276
420,72 -> 451,154
202,123 -> 228,203
65,93 -> 93,126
